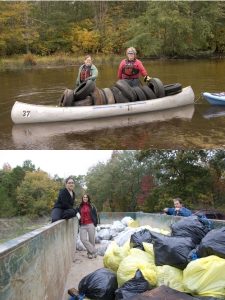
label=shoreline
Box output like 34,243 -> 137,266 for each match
0,53 -> 224,72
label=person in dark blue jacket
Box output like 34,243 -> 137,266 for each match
163,198 -> 192,217
51,176 -> 77,222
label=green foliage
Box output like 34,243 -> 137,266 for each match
16,170 -> 60,217
0,2 -> 224,58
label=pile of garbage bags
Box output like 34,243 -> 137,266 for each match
73,216 -> 225,300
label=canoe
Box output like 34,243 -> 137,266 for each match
202,92 -> 225,105
11,86 -> 194,124
12,104 -> 194,147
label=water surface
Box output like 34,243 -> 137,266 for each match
1,59 -> 225,149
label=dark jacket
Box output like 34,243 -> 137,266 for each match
53,188 -> 75,210
77,202 -> 99,227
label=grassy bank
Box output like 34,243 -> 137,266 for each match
0,53 -> 123,72
0,216 -> 50,243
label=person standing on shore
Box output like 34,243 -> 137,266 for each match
77,194 -> 98,259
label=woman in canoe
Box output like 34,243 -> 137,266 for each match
75,55 -> 98,87
51,176 -> 77,222
117,47 -> 151,87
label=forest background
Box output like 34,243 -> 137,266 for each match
0,1 -> 225,69
1,150 -> 225,218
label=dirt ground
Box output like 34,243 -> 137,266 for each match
62,249 -> 104,300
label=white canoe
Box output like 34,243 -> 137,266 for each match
11,86 -> 195,124
12,104 -> 194,146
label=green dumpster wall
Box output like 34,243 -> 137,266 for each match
0,218 -> 78,300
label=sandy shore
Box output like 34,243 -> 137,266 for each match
62,250 -> 104,300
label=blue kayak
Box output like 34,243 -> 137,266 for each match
203,92 -> 225,105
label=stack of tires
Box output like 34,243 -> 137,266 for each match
59,79 -> 182,107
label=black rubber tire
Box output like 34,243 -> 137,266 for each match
99,89 -> 108,105
62,89 -> 74,107
91,87 -> 105,105
140,85 -> 157,100
164,83 -> 182,96
133,86 -> 147,101
74,80 -> 95,101
73,96 -> 93,106
147,78 -> 165,98
115,80 -> 137,102
102,88 -> 115,104
110,86 -> 129,103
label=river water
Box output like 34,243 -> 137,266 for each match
1,59 -> 225,149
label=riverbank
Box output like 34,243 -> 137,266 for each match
0,216 -> 50,243
0,52 -> 224,72
0,53 -> 122,72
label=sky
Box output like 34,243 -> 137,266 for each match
0,150 -> 113,178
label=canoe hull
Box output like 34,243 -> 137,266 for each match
11,86 -> 195,124
203,92 -> 225,106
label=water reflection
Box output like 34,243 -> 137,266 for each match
203,106 -> 225,120
12,105 -> 194,149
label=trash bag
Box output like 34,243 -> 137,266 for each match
171,216 -> 209,245
115,269 -> 151,300
142,242 -> 154,262
111,221 -> 126,232
151,232 -> 195,270
114,227 -> 137,246
130,229 -> 152,250
117,248 -> 157,287
103,241 -> 130,272
78,268 -> 118,300
156,265 -> 185,292
121,216 -> 134,226
197,227 -> 225,259
183,255 -> 225,298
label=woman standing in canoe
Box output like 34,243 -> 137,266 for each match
117,47 -> 151,87
75,55 -> 98,87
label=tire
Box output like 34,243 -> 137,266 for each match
74,80 -> 95,101
115,80 -> 137,102
140,85 -> 157,100
133,86 -> 147,101
91,87 -> 105,105
62,89 -> 74,107
99,89 -> 108,105
102,88 -> 115,104
111,86 -> 129,103
164,83 -> 182,96
73,96 -> 93,106
147,78 -> 165,98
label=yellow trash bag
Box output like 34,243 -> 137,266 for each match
157,265 -> 185,292
128,219 -> 140,228
142,242 -> 154,263
183,255 -> 225,298
117,248 -> 157,287
103,241 -> 130,272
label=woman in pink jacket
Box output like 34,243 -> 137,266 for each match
117,47 -> 151,87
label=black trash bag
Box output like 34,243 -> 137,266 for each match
171,216 -> 210,245
78,268 -> 118,300
196,227 -> 225,259
130,229 -> 152,250
150,232 -> 195,270
115,269 -> 152,300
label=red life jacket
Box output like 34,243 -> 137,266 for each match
122,59 -> 139,77
80,65 -> 91,82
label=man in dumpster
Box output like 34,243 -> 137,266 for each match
163,197 -> 192,217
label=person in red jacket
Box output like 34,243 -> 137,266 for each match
77,194 -> 98,259
117,47 -> 151,87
